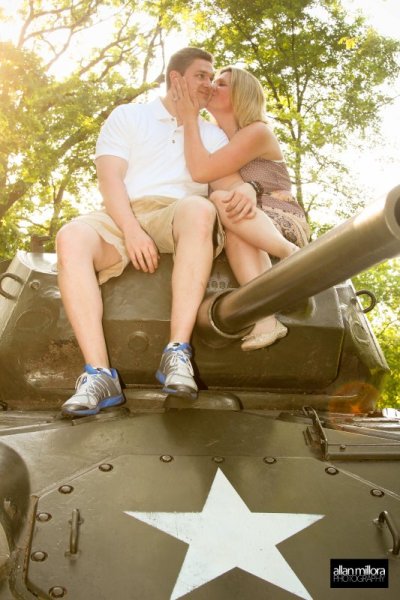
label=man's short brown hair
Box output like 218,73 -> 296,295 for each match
166,47 -> 213,89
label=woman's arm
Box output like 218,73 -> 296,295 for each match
172,76 -> 283,182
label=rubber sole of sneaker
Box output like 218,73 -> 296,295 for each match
162,384 -> 197,400
61,394 -> 125,417
155,370 -> 197,400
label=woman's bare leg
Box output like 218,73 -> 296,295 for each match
225,230 -> 272,282
225,231 -> 278,335
211,190 -> 298,259
224,230 -> 289,349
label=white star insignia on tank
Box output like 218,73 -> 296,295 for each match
126,469 -> 324,599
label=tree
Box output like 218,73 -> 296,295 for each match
0,0 -> 185,257
188,0 -> 400,220
185,0 -> 400,409
353,260 -> 400,409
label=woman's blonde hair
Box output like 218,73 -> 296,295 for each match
220,66 -> 267,128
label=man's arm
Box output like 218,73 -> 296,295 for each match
96,155 -> 159,273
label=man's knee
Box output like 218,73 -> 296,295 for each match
57,223 -> 80,255
174,196 -> 217,235
56,222 -> 97,265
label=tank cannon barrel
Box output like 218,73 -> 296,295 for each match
197,185 -> 400,337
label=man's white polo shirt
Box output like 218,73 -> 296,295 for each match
95,97 -> 228,201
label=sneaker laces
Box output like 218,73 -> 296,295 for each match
167,349 -> 194,376
75,372 -> 114,405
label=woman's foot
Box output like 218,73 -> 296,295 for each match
241,317 -> 288,351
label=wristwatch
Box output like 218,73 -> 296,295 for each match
247,180 -> 264,199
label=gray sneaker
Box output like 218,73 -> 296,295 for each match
156,343 -> 198,399
61,365 -> 125,417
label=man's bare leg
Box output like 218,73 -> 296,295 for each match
56,222 -> 126,416
56,222 -> 122,368
170,196 -> 216,341
156,196 -> 216,398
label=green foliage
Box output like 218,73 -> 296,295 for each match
353,259 -> 400,408
2,0 -> 398,248
188,0 -> 400,218
0,40 -> 111,256
0,0 -> 184,257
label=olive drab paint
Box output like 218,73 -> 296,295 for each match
0,186 -> 400,599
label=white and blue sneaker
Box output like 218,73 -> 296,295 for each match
156,343 -> 198,399
61,365 -> 125,417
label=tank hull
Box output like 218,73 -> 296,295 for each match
1,405 -> 400,599
0,251 -> 388,412
1,187 -> 400,598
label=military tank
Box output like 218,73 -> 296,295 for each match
0,186 -> 400,599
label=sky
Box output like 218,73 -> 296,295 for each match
341,0 -> 400,201
0,0 -> 399,203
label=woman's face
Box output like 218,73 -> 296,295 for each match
207,71 -> 232,113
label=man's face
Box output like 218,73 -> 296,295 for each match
181,59 -> 214,108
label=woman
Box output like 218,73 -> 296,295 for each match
172,67 -> 310,351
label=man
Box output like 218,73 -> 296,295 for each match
57,47 -> 256,417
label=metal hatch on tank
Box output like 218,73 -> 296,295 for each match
0,186 -> 399,600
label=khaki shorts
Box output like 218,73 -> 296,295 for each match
74,195 -> 225,284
